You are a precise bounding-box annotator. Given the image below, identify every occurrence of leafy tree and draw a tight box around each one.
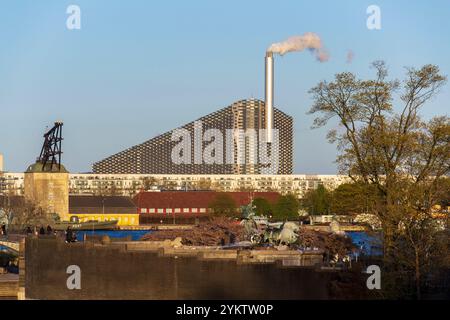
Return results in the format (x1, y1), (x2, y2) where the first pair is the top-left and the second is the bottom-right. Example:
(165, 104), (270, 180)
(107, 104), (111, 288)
(143, 177), (159, 191)
(434, 177), (450, 208)
(301, 184), (331, 215)
(208, 193), (237, 217)
(193, 179), (212, 191)
(162, 180), (178, 191)
(330, 182), (382, 215)
(308, 61), (450, 298)
(252, 197), (272, 216)
(273, 194), (299, 220)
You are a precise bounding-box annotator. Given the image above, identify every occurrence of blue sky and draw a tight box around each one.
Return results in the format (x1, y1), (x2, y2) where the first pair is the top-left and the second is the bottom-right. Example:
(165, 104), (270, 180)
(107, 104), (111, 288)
(0, 0), (449, 173)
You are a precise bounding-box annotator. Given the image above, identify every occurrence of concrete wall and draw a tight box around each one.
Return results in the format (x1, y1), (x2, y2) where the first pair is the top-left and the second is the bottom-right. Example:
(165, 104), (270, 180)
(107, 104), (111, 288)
(25, 238), (334, 300)
(24, 172), (69, 221)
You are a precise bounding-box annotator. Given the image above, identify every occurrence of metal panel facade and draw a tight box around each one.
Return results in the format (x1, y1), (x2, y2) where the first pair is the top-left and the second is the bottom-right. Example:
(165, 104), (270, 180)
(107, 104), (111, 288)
(92, 99), (293, 174)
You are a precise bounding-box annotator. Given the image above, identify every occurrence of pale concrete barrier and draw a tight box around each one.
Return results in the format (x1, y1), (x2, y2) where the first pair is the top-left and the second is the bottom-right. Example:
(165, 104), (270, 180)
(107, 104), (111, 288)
(237, 249), (322, 266)
(114, 241), (323, 266)
(198, 250), (238, 260)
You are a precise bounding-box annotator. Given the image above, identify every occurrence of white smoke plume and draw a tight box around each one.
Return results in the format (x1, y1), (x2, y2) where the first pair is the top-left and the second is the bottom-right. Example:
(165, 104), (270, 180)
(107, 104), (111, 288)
(267, 32), (329, 62)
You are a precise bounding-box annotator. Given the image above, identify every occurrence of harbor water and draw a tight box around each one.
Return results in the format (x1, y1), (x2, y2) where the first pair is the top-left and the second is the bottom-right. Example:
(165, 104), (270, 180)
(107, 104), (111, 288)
(75, 230), (151, 241)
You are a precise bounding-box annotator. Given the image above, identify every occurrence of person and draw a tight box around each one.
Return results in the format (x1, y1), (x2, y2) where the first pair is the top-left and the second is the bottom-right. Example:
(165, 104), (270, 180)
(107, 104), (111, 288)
(65, 227), (73, 243)
(71, 231), (78, 242)
(0, 224), (5, 236)
(46, 225), (53, 235)
(26, 226), (32, 236)
(229, 232), (236, 244)
(39, 226), (45, 235)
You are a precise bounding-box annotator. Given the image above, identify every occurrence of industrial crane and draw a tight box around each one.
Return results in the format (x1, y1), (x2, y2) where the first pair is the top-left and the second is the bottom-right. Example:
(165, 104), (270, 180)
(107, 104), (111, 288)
(37, 121), (64, 171)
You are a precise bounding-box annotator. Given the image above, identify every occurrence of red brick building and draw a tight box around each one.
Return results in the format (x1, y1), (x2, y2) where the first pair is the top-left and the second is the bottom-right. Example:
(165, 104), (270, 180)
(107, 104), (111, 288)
(133, 191), (280, 219)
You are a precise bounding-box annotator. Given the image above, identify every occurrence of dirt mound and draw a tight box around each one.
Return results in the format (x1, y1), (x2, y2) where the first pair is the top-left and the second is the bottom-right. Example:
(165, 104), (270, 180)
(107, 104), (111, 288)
(297, 227), (355, 256)
(141, 219), (354, 255)
(141, 217), (245, 246)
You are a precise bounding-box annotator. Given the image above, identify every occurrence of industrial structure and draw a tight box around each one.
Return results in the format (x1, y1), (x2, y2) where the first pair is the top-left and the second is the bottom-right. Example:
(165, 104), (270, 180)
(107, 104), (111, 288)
(23, 122), (69, 221)
(93, 52), (293, 175)
(93, 99), (293, 175)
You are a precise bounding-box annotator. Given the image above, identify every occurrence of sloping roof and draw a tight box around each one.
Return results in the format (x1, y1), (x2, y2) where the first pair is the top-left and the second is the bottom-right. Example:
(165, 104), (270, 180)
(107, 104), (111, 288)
(133, 191), (280, 209)
(25, 161), (69, 173)
(69, 195), (137, 214)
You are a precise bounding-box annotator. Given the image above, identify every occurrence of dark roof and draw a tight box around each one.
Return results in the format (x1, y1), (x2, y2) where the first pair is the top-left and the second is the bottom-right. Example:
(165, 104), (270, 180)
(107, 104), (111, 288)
(0, 195), (26, 207)
(133, 191), (280, 209)
(69, 195), (137, 214)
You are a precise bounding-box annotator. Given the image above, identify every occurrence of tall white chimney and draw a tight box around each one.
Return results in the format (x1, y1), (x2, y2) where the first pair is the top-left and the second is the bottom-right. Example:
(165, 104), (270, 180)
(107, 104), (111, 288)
(265, 52), (274, 143)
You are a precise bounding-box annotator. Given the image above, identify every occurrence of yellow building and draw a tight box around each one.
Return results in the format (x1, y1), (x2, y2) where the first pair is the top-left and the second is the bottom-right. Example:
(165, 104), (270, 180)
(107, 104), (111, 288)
(68, 195), (139, 226)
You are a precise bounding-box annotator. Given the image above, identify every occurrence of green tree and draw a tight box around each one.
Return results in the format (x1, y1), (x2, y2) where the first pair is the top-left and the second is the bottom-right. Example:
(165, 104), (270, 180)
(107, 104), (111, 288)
(143, 177), (159, 191)
(193, 179), (212, 191)
(208, 193), (237, 217)
(301, 184), (331, 215)
(330, 182), (381, 215)
(308, 61), (450, 298)
(273, 194), (299, 221)
(434, 177), (450, 208)
(252, 197), (272, 216)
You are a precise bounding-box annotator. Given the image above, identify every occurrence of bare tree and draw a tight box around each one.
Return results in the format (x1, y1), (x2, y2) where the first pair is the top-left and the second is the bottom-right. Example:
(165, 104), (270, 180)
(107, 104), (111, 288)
(0, 195), (57, 231)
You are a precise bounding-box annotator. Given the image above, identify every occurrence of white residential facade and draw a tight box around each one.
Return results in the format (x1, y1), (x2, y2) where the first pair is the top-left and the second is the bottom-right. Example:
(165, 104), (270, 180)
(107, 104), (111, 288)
(0, 172), (350, 198)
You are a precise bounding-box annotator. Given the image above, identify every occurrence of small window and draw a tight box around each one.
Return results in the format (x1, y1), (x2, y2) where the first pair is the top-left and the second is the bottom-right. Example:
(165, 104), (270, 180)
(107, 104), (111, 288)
(183, 208), (189, 213)
(166, 208), (173, 213)
(149, 208), (155, 213)
(157, 208), (164, 214)
(174, 208), (181, 213)
(192, 208), (198, 213)
(140, 208), (147, 214)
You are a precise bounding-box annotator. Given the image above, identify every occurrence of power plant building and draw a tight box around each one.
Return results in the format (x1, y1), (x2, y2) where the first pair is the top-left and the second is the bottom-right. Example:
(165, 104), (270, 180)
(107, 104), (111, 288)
(93, 99), (293, 175)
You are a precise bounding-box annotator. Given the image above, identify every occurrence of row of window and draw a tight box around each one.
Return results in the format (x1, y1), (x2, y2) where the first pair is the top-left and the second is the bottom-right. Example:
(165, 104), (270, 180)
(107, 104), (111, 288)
(140, 208), (207, 214)
(78, 216), (136, 224)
